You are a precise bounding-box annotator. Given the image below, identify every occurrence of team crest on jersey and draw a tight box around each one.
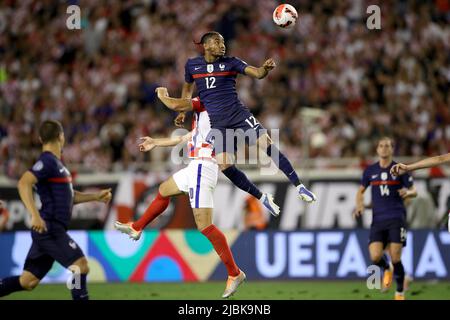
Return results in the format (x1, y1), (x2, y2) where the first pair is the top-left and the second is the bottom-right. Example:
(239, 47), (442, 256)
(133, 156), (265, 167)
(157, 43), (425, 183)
(207, 64), (214, 73)
(219, 63), (225, 71)
(381, 172), (388, 181)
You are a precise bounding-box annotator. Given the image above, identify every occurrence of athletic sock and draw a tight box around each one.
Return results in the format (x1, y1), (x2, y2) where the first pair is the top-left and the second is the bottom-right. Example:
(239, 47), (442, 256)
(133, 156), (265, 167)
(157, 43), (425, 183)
(266, 144), (301, 187)
(70, 274), (89, 300)
(393, 261), (405, 293)
(0, 276), (24, 297)
(222, 165), (262, 199)
(132, 192), (170, 231)
(201, 224), (240, 277)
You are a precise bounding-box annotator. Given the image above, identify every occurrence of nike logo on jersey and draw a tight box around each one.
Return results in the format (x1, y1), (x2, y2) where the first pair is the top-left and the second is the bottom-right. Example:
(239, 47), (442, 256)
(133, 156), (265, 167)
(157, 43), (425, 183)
(194, 67), (202, 70)
(69, 240), (77, 249)
(371, 174), (378, 179)
(59, 168), (66, 173)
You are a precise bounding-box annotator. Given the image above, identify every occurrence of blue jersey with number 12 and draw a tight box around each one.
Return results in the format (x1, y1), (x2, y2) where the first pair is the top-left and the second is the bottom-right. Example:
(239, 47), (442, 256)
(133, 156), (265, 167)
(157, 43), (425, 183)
(185, 55), (252, 128)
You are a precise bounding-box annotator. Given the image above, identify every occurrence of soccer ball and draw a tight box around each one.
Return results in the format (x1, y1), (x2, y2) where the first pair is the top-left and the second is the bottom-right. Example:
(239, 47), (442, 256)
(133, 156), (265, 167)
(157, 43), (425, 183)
(272, 4), (298, 29)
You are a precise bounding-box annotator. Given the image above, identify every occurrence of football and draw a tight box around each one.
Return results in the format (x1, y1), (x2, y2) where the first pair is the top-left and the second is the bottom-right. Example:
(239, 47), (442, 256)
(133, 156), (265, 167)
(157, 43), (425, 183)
(273, 4), (298, 29)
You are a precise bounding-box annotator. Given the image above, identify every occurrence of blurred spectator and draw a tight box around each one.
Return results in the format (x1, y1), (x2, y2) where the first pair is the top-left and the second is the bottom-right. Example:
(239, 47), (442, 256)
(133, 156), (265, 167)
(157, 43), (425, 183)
(0, 0), (449, 178)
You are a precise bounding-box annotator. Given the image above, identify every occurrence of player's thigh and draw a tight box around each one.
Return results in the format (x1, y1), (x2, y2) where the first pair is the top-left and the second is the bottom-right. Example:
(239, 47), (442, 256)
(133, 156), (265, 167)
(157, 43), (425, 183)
(368, 242), (385, 262)
(159, 176), (184, 197)
(388, 243), (403, 263)
(39, 226), (86, 272)
(23, 240), (55, 284)
(257, 133), (273, 150)
(187, 161), (218, 210)
(216, 152), (234, 170)
(192, 208), (213, 230)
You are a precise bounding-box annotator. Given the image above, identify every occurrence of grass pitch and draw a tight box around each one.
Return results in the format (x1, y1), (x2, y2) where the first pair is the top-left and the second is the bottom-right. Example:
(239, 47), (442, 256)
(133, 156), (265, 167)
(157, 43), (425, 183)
(2, 280), (450, 300)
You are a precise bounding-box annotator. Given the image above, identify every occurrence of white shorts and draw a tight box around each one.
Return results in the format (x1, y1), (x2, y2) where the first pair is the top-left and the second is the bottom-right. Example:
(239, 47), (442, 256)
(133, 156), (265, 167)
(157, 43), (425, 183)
(172, 159), (218, 209)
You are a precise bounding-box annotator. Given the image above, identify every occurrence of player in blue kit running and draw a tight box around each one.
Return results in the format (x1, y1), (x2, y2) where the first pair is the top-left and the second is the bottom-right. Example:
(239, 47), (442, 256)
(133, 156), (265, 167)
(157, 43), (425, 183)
(354, 137), (417, 300)
(0, 120), (112, 300)
(176, 31), (316, 206)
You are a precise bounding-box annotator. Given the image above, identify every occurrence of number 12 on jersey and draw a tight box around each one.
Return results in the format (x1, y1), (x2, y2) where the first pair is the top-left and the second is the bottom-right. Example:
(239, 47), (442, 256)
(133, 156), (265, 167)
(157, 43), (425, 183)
(205, 77), (216, 89)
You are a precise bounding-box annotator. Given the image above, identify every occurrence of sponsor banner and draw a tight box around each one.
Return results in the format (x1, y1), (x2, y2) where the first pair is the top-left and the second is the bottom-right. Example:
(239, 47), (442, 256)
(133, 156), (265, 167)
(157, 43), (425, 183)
(210, 230), (450, 280)
(1, 174), (449, 230)
(0, 230), (449, 283)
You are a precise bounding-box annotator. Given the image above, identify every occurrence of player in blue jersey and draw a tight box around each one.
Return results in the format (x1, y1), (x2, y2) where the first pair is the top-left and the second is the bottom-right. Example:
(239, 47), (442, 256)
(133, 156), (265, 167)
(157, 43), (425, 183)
(0, 120), (112, 300)
(354, 137), (417, 300)
(178, 31), (316, 207)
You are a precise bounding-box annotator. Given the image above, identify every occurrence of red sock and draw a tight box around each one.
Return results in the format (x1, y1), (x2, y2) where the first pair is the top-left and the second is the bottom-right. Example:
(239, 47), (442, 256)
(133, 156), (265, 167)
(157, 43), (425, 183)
(201, 224), (240, 277)
(132, 192), (170, 231)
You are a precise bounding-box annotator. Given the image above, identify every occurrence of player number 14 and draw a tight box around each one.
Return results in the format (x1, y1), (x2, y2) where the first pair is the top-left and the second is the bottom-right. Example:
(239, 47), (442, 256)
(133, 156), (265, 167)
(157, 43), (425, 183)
(205, 77), (216, 89)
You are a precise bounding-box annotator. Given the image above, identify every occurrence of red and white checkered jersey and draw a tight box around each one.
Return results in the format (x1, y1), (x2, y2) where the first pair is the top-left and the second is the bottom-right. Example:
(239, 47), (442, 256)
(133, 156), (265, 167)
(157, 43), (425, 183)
(188, 97), (215, 160)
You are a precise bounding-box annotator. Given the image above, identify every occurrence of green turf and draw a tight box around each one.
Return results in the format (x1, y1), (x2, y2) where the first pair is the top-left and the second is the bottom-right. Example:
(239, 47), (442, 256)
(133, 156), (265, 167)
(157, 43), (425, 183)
(2, 281), (450, 300)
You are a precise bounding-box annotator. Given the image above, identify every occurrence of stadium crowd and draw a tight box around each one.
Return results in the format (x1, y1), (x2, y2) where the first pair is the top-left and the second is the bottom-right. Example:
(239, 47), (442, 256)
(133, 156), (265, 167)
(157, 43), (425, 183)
(0, 0), (449, 178)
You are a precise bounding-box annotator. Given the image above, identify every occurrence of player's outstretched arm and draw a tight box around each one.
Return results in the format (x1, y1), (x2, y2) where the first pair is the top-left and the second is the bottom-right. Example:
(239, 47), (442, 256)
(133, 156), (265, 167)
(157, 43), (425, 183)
(156, 87), (193, 112)
(244, 58), (276, 79)
(74, 189), (112, 205)
(139, 132), (192, 152)
(392, 153), (450, 176)
(353, 185), (366, 219)
(17, 171), (47, 233)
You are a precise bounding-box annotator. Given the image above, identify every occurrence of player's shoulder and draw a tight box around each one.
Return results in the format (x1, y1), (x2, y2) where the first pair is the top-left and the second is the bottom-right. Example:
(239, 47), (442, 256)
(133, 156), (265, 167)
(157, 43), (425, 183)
(364, 162), (379, 171)
(222, 56), (245, 63)
(186, 56), (204, 65)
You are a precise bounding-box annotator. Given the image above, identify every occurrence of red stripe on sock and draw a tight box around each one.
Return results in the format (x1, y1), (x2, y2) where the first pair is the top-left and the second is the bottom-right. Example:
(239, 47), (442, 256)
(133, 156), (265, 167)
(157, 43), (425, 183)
(201, 224), (240, 277)
(132, 192), (170, 231)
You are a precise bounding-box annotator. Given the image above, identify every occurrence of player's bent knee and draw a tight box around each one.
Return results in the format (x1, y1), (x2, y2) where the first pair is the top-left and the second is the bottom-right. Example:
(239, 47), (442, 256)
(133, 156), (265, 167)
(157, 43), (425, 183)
(20, 275), (39, 291)
(71, 258), (90, 274)
(219, 163), (232, 171)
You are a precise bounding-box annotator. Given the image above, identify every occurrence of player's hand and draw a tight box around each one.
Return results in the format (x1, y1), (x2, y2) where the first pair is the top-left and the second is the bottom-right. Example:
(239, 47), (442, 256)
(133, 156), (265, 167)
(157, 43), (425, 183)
(174, 112), (186, 127)
(97, 188), (112, 204)
(155, 87), (169, 98)
(262, 58), (276, 71)
(391, 163), (408, 176)
(398, 188), (410, 199)
(31, 215), (47, 234)
(139, 136), (156, 152)
(352, 205), (364, 219)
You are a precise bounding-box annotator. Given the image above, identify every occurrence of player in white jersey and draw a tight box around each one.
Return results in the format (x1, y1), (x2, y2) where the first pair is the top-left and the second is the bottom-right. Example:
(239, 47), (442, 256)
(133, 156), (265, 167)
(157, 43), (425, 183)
(116, 88), (280, 297)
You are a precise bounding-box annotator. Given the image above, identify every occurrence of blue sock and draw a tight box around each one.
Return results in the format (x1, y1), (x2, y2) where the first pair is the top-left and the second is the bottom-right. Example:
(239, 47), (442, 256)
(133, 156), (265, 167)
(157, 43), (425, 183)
(0, 276), (24, 297)
(393, 261), (405, 292)
(222, 165), (263, 199)
(266, 144), (301, 187)
(374, 254), (389, 270)
(71, 274), (89, 300)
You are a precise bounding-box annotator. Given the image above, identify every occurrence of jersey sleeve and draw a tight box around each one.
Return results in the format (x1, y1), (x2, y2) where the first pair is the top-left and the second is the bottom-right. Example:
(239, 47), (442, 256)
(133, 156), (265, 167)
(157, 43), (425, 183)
(29, 157), (52, 181)
(400, 172), (414, 188)
(191, 97), (206, 112)
(231, 57), (248, 74)
(361, 168), (370, 188)
(184, 60), (194, 83)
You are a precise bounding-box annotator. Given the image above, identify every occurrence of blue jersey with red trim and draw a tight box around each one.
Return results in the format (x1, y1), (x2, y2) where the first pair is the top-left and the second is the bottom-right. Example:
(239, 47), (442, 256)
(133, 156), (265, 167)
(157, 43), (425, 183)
(29, 151), (74, 228)
(361, 161), (414, 222)
(185, 55), (250, 128)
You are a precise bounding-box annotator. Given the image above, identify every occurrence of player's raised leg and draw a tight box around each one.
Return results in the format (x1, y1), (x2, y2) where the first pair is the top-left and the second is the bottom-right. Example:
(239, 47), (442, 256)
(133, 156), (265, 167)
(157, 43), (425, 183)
(257, 134), (317, 203)
(389, 243), (406, 300)
(194, 207), (245, 298)
(114, 177), (182, 240)
(216, 151), (280, 217)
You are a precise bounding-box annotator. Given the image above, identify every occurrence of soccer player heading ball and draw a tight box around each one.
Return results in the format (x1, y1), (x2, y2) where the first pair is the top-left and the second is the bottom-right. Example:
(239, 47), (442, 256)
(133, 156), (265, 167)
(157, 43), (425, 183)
(178, 31), (317, 205)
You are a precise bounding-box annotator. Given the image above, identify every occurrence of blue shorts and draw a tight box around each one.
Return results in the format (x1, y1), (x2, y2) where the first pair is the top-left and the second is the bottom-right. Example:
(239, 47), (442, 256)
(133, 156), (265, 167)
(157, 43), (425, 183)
(369, 218), (407, 248)
(24, 220), (85, 279)
(208, 112), (267, 155)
